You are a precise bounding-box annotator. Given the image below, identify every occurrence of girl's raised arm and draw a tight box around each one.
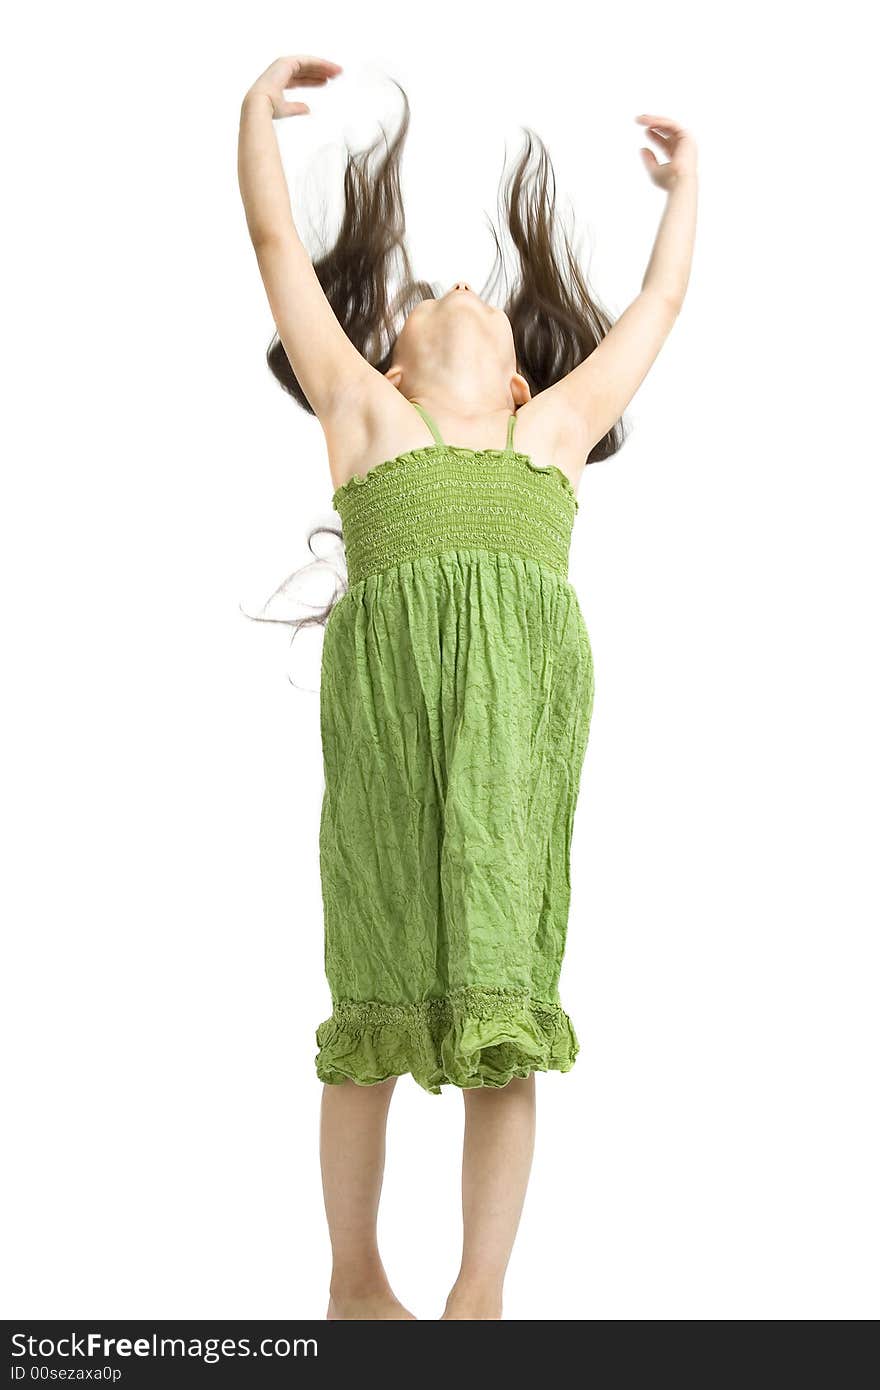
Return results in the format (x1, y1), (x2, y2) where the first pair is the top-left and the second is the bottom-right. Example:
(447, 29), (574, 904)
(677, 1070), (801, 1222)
(539, 115), (698, 456)
(238, 57), (375, 419)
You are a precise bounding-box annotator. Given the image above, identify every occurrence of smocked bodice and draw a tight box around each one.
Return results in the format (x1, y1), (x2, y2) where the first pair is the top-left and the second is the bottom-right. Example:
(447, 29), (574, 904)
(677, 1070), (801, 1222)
(332, 445), (578, 586)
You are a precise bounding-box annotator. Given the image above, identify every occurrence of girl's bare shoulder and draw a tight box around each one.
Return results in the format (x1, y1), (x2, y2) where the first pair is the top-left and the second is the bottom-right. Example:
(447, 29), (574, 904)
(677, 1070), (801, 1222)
(318, 373), (436, 495)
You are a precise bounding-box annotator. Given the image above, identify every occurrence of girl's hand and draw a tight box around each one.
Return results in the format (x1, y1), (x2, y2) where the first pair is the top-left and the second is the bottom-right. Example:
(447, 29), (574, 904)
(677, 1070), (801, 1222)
(635, 115), (697, 190)
(246, 55), (343, 118)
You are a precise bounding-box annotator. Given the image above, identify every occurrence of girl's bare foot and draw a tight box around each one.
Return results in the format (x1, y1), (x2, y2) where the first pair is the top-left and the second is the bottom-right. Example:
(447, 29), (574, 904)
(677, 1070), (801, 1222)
(441, 1281), (503, 1320)
(327, 1290), (416, 1320)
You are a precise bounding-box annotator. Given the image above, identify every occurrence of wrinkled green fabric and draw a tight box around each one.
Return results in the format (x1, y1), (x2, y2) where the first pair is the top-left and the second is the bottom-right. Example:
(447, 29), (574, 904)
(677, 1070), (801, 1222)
(317, 417), (594, 1094)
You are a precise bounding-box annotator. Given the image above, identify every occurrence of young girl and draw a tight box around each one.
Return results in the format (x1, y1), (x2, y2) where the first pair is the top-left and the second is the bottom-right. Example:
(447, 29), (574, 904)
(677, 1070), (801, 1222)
(238, 54), (697, 1321)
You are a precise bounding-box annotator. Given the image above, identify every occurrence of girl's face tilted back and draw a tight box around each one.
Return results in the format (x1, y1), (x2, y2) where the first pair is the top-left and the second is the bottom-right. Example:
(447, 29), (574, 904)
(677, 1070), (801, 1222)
(384, 282), (530, 408)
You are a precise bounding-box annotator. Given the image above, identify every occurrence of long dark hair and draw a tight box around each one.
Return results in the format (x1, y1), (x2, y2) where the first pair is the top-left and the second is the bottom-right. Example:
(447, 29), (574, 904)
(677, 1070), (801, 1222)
(247, 82), (627, 654)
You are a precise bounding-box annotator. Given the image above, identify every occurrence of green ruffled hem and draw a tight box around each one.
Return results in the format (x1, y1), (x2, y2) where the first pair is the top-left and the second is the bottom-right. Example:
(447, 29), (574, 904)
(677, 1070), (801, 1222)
(315, 987), (579, 1095)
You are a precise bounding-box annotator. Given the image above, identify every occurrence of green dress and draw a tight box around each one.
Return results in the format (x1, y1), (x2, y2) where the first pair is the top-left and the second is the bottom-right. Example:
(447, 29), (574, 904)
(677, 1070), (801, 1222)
(315, 399), (595, 1093)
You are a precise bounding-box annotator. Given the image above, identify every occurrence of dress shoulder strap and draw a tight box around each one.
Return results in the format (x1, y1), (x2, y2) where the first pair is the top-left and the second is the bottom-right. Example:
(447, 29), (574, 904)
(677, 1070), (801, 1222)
(505, 411), (518, 454)
(407, 399), (445, 446)
(409, 398), (517, 452)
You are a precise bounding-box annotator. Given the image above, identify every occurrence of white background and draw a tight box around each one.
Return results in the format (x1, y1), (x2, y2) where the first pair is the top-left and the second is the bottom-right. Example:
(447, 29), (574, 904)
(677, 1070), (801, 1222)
(3, 1), (878, 1321)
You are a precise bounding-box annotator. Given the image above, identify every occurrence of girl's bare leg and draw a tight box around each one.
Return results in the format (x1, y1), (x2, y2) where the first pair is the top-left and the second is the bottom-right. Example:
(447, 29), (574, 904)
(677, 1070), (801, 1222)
(442, 1073), (537, 1320)
(320, 1077), (416, 1320)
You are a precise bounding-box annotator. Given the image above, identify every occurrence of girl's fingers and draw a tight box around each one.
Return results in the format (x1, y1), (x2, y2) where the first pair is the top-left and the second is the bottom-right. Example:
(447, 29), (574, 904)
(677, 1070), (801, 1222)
(635, 114), (683, 135)
(644, 126), (673, 150)
(279, 100), (311, 117)
(289, 56), (343, 78)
